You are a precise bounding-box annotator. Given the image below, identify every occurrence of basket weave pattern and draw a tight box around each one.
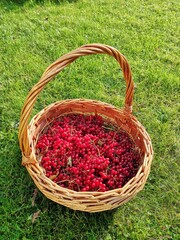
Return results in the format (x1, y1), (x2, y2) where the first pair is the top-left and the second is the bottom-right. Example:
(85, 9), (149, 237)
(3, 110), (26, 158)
(18, 44), (153, 212)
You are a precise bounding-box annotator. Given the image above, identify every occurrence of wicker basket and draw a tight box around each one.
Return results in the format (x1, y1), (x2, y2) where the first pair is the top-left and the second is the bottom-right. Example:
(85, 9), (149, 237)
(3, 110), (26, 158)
(18, 44), (153, 212)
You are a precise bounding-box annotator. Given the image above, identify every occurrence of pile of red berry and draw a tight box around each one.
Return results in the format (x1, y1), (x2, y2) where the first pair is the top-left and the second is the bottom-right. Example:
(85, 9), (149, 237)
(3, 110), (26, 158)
(36, 114), (141, 192)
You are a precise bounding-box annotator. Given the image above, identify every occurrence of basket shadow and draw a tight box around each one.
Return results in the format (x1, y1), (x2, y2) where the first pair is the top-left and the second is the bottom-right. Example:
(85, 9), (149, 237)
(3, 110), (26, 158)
(33, 189), (117, 239)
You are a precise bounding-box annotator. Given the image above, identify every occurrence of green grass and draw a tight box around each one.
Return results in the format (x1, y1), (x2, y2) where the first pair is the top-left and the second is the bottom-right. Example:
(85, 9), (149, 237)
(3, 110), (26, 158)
(0, 0), (179, 239)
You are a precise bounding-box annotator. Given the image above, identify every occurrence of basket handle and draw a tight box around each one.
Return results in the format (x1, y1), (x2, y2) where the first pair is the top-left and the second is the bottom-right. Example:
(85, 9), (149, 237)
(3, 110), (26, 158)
(18, 43), (134, 158)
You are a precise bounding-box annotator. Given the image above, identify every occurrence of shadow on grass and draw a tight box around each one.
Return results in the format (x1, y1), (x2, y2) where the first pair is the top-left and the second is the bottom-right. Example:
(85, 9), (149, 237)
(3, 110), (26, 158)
(35, 193), (117, 240)
(47, 201), (116, 239)
(1, 0), (78, 11)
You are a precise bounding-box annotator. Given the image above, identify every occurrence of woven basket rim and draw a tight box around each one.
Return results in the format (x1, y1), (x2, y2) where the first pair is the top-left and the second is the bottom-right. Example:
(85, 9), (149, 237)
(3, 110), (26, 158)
(26, 98), (153, 195)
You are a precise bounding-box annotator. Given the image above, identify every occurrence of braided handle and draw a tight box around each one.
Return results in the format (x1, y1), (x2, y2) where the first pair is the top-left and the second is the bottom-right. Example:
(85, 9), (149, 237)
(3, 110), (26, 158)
(18, 43), (134, 157)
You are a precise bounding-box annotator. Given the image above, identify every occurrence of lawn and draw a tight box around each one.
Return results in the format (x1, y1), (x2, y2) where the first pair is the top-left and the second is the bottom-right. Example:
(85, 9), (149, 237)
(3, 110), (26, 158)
(0, 0), (179, 239)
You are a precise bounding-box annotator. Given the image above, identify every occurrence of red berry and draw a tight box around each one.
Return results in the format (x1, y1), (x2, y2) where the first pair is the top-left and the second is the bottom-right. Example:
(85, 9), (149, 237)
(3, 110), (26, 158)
(36, 114), (141, 192)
